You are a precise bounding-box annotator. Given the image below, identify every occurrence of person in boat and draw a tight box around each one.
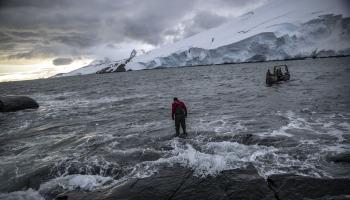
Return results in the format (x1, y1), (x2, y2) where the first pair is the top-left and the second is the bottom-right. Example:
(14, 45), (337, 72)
(172, 97), (188, 137)
(276, 67), (283, 80)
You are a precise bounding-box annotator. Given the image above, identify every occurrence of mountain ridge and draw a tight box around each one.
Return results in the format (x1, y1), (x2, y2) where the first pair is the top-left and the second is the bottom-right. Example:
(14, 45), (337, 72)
(56, 0), (350, 77)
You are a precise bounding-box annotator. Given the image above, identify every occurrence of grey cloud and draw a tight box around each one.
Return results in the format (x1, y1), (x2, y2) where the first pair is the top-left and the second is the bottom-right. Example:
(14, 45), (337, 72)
(52, 57), (73, 66)
(106, 44), (116, 49)
(9, 31), (39, 38)
(182, 11), (229, 38)
(0, 44), (16, 51)
(193, 11), (228, 30)
(0, 32), (12, 43)
(0, 0), (266, 60)
(7, 51), (38, 60)
(51, 33), (100, 48)
(120, 0), (196, 45)
(6, 44), (80, 60)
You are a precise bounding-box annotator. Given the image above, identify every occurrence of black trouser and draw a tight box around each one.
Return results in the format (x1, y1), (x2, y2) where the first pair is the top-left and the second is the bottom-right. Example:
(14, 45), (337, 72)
(175, 115), (186, 136)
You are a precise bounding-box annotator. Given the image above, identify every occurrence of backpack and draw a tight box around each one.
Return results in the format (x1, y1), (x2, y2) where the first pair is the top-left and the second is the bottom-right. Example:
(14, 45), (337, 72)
(175, 104), (185, 115)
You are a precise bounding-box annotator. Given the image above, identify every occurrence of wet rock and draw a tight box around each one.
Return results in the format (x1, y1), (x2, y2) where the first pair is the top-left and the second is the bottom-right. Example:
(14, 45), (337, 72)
(0, 96), (39, 112)
(328, 152), (350, 164)
(0, 165), (52, 192)
(230, 133), (298, 148)
(267, 174), (350, 200)
(56, 165), (274, 200)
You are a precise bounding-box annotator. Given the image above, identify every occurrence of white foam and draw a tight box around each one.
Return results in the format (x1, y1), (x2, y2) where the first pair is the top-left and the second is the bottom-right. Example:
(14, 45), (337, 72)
(152, 140), (277, 177)
(326, 129), (346, 142)
(323, 122), (335, 128)
(271, 111), (315, 137)
(191, 116), (249, 136)
(322, 144), (350, 154)
(0, 189), (44, 200)
(39, 174), (113, 192)
(128, 163), (159, 179)
(339, 122), (350, 131)
(129, 120), (167, 133)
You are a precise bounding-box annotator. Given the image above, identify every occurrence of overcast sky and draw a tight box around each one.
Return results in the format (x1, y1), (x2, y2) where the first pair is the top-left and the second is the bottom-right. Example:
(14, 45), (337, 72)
(0, 0), (267, 81)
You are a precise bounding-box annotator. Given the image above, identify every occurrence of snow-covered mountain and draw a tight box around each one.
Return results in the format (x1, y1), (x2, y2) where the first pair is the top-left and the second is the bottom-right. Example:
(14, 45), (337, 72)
(56, 0), (350, 77)
(54, 50), (141, 77)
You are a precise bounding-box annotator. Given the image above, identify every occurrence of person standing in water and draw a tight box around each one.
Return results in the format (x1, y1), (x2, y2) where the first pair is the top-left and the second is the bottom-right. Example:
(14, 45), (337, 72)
(172, 97), (187, 137)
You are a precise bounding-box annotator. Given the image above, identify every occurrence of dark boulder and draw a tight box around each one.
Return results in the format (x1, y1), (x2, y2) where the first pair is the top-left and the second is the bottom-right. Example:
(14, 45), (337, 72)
(0, 96), (39, 112)
(267, 174), (350, 200)
(55, 165), (274, 200)
(328, 152), (350, 164)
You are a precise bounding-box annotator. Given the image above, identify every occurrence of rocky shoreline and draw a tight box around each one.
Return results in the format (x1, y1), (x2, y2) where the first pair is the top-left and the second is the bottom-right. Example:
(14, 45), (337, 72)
(53, 164), (350, 200)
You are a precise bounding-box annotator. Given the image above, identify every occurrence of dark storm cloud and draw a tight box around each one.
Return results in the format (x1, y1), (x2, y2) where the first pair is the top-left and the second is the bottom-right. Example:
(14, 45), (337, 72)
(51, 33), (100, 48)
(8, 31), (39, 38)
(7, 51), (37, 60)
(52, 57), (73, 66)
(0, 0), (266, 60)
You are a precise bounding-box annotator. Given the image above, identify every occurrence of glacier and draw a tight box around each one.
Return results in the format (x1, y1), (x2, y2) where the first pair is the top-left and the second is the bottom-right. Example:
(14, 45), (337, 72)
(134, 14), (350, 69)
(56, 0), (350, 77)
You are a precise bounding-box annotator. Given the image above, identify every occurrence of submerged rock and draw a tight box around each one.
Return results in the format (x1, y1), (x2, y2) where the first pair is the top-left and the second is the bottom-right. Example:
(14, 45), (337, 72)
(328, 152), (350, 164)
(0, 96), (39, 112)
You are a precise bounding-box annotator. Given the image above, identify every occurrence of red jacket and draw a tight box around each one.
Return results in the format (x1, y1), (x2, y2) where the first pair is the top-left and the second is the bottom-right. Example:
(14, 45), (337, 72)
(172, 100), (187, 118)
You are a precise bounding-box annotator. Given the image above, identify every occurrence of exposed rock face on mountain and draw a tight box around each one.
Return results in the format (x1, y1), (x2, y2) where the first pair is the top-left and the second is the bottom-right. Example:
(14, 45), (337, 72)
(95, 50), (136, 74)
(0, 96), (39, 112)
(115, 64), (126, 72)
(96, 63), (126, 74)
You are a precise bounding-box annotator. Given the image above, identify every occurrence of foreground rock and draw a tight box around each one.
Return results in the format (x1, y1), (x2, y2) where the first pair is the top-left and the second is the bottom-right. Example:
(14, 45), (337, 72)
(55, 164), (350, 200)
(0, 96), (39, 112)
(268, 174), (350, 200)
(55, 165), (274, 200)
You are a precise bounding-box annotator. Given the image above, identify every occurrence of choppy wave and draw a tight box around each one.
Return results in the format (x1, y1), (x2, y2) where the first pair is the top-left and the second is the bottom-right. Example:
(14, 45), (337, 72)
(0, 57), (349, 199)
